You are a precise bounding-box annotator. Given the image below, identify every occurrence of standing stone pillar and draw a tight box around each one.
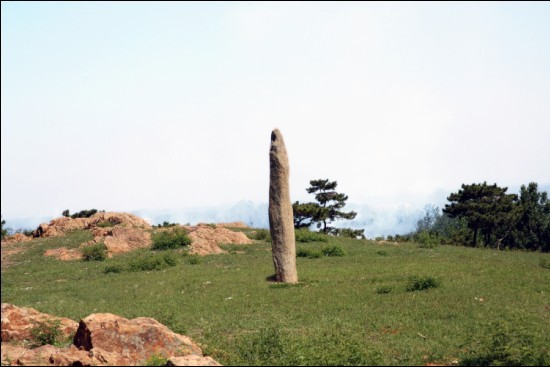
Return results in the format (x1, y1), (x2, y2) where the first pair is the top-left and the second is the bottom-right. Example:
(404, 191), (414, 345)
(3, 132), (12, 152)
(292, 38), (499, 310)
(269, 129), (298, 283)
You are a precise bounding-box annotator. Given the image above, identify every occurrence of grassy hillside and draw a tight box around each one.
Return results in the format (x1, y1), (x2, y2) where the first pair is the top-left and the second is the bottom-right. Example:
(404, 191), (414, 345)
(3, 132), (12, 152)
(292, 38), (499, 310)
(1, 229), (549, 366)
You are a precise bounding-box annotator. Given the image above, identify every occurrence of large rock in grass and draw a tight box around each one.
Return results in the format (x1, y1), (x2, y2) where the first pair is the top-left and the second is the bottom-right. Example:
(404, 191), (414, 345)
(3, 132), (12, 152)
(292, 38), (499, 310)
(167, 355), (223, 366)
(268, 129), (298, 283)
(0, 303), (78, 343)
(0, 343), (120, 366)
(73, 313), (203, 364)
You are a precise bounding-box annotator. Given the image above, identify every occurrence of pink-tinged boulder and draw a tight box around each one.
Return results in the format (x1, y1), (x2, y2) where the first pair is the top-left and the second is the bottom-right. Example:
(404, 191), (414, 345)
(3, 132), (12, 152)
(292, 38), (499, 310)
(102, 227), (152, 254)
(1, 343), (28, 365)
(167, 355), (223, 366)
(1, 303), (78, 343)
(1, 343), (129, 366)
(33, 217), (88, 238)
(73, 313), (203, 363)
(86, 212), (152, 230)
(1, 233), (33, 245)
(183, 224), (253, 255)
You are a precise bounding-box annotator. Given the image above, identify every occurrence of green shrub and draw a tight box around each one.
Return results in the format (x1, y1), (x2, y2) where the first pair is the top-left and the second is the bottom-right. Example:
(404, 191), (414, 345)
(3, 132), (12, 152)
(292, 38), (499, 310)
(296, 248), (322, 259)
(30, 320), (63, 347)
(405, 276), (441, 292)
(376, 286), (393, 294)
(460, 324), (549, 366)
(144, 353), (169, 366)
(295, 228), (328, 243)
(539, 258), (550, 269)
(415, 230), (439, 248)
(331, 228), (366, 239)
(96, 220), (114, 228)
(103, 265), (122, 274)
(322, 245), (346, 257)
(151, 227), (191, 250)
(188, 255), (201, 265)
(248, 229), (271, 242)
(82, 243), (107, 261)
(376, 250), (388, 256)
(129, 253), (177, 272)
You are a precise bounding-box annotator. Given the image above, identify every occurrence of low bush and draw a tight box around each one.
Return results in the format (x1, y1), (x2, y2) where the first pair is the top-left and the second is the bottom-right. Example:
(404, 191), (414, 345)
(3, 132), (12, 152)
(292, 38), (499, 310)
(30, 320), (63, 347)
(144, 354), (169, 366)
(82, 243), (107, 261)
(188, 255), (201, 265)
(295, 228), (328, 243)
(376, 286), (393, 294)
(415, 230), (439, 248)
(151, 227), (191, 250)
(405, 276), (440, 292)
(103, 265), (122, 274)
(296, 248), (322, 259)
(129, 253), (177, 272)
(539, 258), (550, 269)
(460, 324), (549, 366)
(248, 229), (271, 242)
(96, 220), (114, 228)
(321, 245), (346, 257)
(331, 228), (366, 239)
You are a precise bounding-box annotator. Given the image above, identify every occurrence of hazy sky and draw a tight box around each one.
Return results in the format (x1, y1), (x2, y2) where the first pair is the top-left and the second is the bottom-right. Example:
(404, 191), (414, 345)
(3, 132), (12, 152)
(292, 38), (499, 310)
(2, 2), (550, 220)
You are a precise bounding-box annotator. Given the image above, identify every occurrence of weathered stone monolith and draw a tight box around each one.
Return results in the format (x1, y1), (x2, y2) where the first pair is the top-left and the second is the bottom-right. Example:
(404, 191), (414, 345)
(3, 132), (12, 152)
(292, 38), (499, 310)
(269, 129), (298, 283)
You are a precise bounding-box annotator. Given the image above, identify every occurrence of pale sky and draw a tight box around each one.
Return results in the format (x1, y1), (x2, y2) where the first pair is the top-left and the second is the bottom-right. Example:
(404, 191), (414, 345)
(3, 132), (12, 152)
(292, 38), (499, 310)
(2, 2), (550, 222)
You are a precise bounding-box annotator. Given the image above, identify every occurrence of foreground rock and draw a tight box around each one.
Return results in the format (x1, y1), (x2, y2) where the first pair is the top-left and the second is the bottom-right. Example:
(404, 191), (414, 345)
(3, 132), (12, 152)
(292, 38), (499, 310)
(73, 313), (202, 362)
(1, 304), (221, 366)
(1, 343), (118, 366)
(167, 355), (222, 366)
(1, 303), (78, 343)
(268, 129), (298, 283)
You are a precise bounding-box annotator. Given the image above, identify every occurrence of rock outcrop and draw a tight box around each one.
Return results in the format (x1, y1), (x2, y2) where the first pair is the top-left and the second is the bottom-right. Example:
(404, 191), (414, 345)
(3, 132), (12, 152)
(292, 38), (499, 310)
(33, 212), (151, 239)
(268, 129), (298, 283)
(73, 313), (202, 362)
(1, 304), (221, 366)
(183, 224), (253, 255)
(1, 233), (33, 245)
(1, 303), (78, 343)
(167, 355), (222, 366)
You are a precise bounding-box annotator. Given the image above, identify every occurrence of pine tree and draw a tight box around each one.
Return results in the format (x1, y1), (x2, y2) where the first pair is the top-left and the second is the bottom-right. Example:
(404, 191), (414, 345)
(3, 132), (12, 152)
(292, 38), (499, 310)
(511, 182), (550, 251)
(443, 182), (517, 248)
(294, 179), (357, 234)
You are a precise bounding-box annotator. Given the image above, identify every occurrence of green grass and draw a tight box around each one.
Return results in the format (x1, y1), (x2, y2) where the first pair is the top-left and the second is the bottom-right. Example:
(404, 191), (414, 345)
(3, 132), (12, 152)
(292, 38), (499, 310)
(1, 230), (549, 366)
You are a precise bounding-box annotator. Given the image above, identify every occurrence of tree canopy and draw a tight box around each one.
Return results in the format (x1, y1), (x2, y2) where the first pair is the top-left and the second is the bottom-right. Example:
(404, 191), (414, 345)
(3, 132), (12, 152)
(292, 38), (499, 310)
(443, 182), (517, 247)
(293, 179), (359, 235)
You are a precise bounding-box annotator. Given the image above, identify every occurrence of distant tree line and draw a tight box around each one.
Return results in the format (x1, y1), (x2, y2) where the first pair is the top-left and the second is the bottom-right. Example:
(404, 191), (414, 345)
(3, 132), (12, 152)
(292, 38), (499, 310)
(62, 209), (105, 219)
(412, 182), (549, 252)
